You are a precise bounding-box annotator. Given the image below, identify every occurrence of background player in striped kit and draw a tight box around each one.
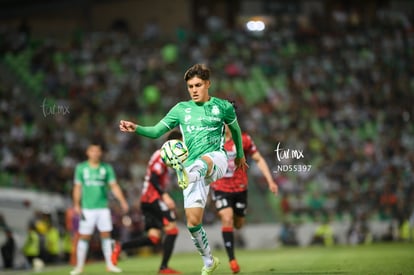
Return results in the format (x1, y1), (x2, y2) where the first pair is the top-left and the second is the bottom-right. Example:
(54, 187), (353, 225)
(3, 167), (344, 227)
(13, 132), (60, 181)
(211, 124), (278, 273)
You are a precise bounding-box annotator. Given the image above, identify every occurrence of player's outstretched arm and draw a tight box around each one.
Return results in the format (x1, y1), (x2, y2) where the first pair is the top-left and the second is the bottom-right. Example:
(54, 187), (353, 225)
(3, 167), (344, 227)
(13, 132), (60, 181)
(120, 120), (170, 139)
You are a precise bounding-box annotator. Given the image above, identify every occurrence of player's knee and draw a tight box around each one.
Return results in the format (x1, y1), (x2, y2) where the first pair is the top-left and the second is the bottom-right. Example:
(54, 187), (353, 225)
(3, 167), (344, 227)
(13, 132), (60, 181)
(221, 216), (234, 227)
(148, 229), (162, 244)
(186, 211), (203, 226)
(187, 219), (201, 227)
(100, 232), (111, 239)
(164, 222), (179, 234)
(219, 209), (234, 226)
(78, 234), (91, 241)
(201, 156), (213, 175)
(148, 234), (161, 245)
(165, 227), (179, 235)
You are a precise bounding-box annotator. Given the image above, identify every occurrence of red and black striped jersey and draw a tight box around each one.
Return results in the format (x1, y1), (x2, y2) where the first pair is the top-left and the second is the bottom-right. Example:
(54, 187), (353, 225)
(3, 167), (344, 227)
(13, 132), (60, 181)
(140, 149), (170, 203)
(211, 132), (257, 193)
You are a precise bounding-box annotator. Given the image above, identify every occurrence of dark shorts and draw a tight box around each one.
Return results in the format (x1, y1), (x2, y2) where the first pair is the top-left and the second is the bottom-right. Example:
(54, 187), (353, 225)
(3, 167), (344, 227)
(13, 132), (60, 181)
(141, 200), (176, 231)
(211, 190), (248, 217)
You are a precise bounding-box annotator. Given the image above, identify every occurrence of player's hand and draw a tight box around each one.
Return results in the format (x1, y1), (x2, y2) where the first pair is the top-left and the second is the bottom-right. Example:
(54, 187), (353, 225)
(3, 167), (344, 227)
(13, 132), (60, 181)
(235, 156), (248, 172)
(162, 193), (176, 210)
(119, 120), (137, 132)
(74, 204), (81, 215)
(269, 181), (278, 195)
(120, 201), (129, 214)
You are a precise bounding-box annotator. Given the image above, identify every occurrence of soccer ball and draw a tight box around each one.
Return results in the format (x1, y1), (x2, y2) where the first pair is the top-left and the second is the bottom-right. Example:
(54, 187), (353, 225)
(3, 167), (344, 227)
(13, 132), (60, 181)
(160, 139), (188, 166)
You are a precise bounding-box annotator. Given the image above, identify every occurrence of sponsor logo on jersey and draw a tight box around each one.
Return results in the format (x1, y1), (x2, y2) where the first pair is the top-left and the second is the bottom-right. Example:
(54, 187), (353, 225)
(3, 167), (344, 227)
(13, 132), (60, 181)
(84, 180), (105, 186)
(212, 105), (220, 115)
(186, 125), (218, 133)
(83, 169), (90, 179)
(204, 104), (221, 117)
(82, 167), (107, 184)
(99, 167), (106, 176)
(185, 114), (191, 123)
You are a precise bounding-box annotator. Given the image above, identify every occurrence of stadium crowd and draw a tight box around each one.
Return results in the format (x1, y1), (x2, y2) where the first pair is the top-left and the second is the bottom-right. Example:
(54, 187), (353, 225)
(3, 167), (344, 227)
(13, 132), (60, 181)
(1, 3), (413, 250)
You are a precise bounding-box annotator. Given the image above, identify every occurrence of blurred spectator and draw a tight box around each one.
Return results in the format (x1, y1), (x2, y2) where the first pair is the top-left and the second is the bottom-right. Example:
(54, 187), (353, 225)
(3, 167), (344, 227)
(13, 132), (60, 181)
(61, 230), (72, 264)
(279, 193), (291, 215)
(279, 221), (298, 246)
(398, 213), (413, 242)
(1, 228), (16, 269)
(307, 191), (325, 218)
(142, 18), (160, 42)
(23, 223), (40, 268)
(381, 223), (396, 242)
(379, 183), (398, 215)
(44, 220), (61, 264)
(311, 217), (335, 246)
(0, 213), (7, 230)
(347, 215), (373, 245)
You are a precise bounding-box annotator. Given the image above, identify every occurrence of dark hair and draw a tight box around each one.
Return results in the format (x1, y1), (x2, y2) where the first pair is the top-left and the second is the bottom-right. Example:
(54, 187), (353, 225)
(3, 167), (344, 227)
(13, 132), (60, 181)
(166, 130), (182, 141)
(184, 64), (210, 81)
(89, 138), (106, 151)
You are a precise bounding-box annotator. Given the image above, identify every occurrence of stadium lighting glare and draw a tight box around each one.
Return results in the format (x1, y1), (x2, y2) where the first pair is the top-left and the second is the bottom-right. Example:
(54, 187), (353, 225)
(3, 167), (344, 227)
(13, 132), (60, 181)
(246, 20), (265, 32)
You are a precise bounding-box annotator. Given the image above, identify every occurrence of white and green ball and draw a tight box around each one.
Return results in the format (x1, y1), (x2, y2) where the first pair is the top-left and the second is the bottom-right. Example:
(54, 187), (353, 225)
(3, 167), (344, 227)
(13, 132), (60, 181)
(160, 139), (188, 166)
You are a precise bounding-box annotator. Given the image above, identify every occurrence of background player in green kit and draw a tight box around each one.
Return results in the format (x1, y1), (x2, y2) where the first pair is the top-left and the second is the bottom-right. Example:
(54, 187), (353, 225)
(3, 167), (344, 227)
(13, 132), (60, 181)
(70, 142), (129, 275)
(119, 63), (247, 275)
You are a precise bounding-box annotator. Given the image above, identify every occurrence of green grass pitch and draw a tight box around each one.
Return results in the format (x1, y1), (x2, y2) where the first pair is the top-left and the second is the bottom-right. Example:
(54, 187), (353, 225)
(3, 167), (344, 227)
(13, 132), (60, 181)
(6, 242), (414, 275)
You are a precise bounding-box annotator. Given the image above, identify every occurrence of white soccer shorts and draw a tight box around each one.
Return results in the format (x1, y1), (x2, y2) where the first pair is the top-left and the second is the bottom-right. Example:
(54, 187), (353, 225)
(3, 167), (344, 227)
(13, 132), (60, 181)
(78, 208), (113, 235)
(183, 151), (228, 209)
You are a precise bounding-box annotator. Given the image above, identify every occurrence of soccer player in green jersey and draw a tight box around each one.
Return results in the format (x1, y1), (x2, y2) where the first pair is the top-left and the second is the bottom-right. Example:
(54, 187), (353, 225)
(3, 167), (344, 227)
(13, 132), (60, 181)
(70, 142), (129, 275)
(119, 63), (247, 275)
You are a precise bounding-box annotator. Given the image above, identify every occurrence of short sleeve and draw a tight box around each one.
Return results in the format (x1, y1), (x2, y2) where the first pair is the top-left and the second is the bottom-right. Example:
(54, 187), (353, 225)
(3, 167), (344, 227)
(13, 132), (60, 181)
(161, 103), (180, 130)
(223, 100), (237, 125)
(106, 164), (117, 184)
(244, 133), (258, 156)
(74, 164), (82, 185)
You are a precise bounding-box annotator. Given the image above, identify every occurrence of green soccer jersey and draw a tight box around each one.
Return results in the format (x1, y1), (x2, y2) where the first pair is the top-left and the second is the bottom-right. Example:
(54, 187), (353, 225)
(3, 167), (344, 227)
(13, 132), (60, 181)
(74, 161), (116, 209)
(161, 97), (238, 165)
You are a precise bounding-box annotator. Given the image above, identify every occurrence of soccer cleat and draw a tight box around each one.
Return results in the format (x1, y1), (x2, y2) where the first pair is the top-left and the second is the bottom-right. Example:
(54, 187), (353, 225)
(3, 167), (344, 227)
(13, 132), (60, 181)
(201, 256), (220, 275)
(170, 156), (189, 189)
(229, 259), (240, 274)
(70, 268), (83, 275)
(111, 241), (122, 265)
(106, 265), (122, 273)
(158, 267), (182, 274)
